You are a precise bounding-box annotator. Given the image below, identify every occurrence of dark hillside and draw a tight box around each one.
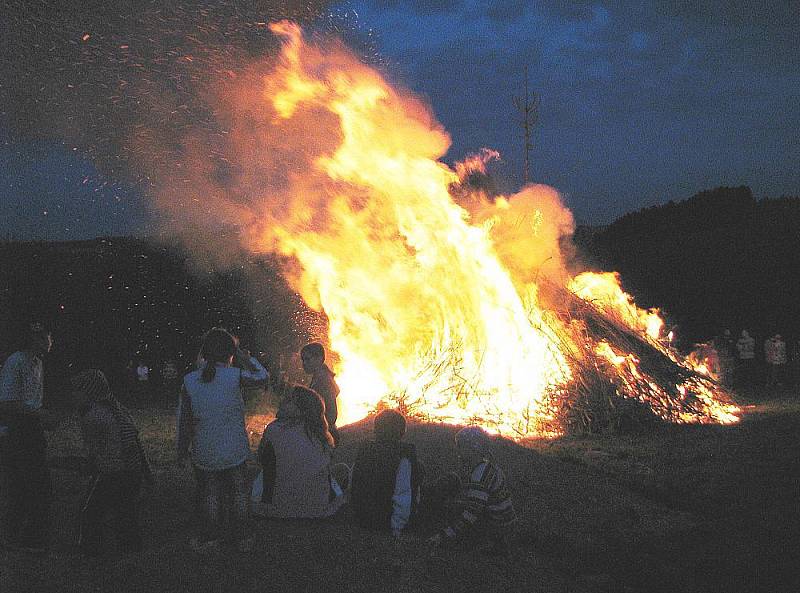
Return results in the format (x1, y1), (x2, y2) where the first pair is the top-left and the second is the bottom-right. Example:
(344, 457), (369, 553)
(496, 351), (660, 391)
(589, 186), (800, 344)
(0, 237), (313, 399)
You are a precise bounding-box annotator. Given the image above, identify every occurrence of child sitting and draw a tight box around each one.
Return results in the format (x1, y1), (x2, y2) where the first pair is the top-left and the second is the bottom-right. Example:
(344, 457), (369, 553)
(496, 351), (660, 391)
(351, 409), (421, 536)
(71, 369), (152, 557)
(256, 385), (345, 518)
(427, 426), (516, 555)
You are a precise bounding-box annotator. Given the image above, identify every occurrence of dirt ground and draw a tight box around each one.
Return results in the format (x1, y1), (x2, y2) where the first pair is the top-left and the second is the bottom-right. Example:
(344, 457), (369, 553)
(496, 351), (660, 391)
(1, 388), (798, 593)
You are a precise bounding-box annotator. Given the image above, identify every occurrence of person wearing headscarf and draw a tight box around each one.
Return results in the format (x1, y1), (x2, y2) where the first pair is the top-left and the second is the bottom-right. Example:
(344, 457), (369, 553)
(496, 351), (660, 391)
(427, 426), (516, 554)
(71, 369), (151, 557)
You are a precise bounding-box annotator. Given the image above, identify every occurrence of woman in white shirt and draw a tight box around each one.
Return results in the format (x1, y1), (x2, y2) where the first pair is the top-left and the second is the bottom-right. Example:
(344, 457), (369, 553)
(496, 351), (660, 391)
(176, 327), (267, 552)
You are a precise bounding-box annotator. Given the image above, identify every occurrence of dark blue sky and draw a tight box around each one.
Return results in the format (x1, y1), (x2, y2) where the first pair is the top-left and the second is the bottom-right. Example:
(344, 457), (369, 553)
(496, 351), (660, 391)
(335, 0), (799, 222)
(1, 0), (798, 238)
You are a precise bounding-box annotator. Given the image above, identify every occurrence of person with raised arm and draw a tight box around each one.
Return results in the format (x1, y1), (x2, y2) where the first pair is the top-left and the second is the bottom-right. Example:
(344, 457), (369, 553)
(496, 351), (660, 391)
(176, 328), (268, 553)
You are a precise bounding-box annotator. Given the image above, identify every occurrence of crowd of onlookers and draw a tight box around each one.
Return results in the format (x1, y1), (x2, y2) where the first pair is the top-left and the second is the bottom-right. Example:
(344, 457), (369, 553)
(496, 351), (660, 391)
(0, 323), (516, 559)
(695, 329), (800, 391)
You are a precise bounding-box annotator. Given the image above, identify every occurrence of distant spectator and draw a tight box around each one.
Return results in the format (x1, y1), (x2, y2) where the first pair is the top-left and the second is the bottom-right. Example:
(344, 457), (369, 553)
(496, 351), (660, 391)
(764, 334), (787, 389)
(134, 360), (150, 402)
(176, 328), (268, 553)
(735, 330), (756, 385)
(136, 360), (150, 383)
(255, 385), (346, 519)
(161, 358), (180, 399)
(427, 426), (516, 556)
(301, 342), (341, 445)
(792, 339), (800, 387)
(714, 329), (735, 386)
(0, 322), (53, 551)
(71, 369), (152, 557)
(351, 410), (421, 536)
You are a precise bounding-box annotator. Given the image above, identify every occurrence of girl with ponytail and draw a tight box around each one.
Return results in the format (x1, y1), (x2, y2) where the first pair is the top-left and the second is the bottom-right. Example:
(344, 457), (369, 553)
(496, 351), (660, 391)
(176, 328), (268, 553)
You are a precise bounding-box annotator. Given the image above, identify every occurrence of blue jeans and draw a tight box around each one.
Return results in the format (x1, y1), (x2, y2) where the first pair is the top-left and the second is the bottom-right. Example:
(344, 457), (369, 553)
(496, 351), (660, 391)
(194, 462), (250, 543)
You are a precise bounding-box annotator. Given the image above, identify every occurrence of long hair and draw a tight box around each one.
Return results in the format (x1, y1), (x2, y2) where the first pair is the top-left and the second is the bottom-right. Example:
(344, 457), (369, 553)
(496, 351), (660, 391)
(199, 327), (237, 383)
(290, 385), (335, 448)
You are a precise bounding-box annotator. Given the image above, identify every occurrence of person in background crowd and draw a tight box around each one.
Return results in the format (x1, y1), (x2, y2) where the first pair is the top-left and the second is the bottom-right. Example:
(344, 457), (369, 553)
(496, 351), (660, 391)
(427, 426), (516, 556)
(351, 409), (421, 536)
(301, 342), (341, 445)
(792, 338), (800, 387)
(161, 358), (179, 399)
(255, 385), (346, 519)
(764, 334), (787, 390)
(735, 329), (756, 386)
(0, 322), (54, 551)
(714, 329), (735, 386)
(134, 360), (150, 403)
(71, 369), (152, 557)
(176, 328), (268, 553)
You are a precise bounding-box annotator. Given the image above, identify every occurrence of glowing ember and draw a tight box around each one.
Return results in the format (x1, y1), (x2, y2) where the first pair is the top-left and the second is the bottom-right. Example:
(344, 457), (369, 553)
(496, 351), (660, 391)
(158, 22), (738, 436)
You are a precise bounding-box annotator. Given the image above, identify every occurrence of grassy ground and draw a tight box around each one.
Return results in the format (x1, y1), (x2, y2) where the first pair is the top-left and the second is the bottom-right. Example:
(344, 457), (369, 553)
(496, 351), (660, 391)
(1, 386), (799, 593)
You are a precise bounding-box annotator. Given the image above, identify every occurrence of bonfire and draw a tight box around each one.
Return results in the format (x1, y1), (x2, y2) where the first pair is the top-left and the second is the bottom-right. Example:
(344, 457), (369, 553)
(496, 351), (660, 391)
(157, 22), (739, 438)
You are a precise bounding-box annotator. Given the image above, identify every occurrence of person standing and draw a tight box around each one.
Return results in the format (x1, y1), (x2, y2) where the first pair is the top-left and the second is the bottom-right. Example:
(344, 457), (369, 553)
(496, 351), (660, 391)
(764, 334), (787, 390)
(135, 360), (150, 403)
(0, 322), (53, 551)
(300, 343), (341, 445)
(71, 369), (152, 557)
(176, 328), (268, 553)
(735, 329), (756, 386)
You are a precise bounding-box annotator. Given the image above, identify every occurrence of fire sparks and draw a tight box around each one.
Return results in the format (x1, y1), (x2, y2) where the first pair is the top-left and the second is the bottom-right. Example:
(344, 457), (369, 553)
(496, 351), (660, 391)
(157, 22), (738, 437)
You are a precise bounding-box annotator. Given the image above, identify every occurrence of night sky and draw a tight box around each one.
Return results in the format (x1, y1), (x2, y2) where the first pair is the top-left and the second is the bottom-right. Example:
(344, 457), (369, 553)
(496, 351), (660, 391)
(1, 0), (798, 239)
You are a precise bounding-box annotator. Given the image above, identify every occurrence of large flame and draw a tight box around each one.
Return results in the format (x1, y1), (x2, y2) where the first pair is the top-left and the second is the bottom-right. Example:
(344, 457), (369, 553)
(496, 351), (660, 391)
(153, 22), (738, 436)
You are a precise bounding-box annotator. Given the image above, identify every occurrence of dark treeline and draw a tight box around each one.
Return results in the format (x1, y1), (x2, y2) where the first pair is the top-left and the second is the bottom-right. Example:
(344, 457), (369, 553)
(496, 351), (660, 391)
(3, 185), (799, 398)
(585, 186), (800, 347)
(0, 236), (319, 401)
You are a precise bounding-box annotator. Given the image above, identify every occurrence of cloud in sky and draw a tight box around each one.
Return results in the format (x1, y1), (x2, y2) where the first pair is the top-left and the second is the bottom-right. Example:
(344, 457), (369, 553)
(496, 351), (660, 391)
(337, 0), (800, 222)
(1, 0), (797, 239)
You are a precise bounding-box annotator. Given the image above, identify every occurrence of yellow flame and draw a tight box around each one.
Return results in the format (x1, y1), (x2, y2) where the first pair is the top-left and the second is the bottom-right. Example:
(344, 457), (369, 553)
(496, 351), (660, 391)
(156, 22), (738, 436)
(569, 272), (664, 340)
(252, 22), (571, 435)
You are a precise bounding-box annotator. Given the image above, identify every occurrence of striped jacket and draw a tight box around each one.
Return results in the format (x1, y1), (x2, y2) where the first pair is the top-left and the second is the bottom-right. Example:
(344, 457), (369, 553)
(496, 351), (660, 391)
(441, 458), (516, 542)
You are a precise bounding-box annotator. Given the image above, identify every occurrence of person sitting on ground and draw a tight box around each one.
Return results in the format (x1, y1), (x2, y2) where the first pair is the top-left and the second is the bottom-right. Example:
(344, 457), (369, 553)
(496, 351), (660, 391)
(427, 426), (516, 555)
(176, 327), (268, 553)
(71, 369), (152, 557)
(300, 342), (341, 445)
(255, 385), (346, 519)
(351, 409), (421, 536)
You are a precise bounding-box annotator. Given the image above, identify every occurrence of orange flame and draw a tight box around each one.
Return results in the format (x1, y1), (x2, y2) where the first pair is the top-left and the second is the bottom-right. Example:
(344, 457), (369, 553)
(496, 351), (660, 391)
(153, 22), (738, 436)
